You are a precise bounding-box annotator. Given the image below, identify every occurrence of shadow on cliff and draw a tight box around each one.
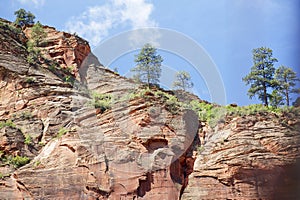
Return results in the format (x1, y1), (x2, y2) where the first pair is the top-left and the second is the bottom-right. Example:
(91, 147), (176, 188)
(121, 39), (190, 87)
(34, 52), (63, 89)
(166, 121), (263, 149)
(272, 158), (300, 200)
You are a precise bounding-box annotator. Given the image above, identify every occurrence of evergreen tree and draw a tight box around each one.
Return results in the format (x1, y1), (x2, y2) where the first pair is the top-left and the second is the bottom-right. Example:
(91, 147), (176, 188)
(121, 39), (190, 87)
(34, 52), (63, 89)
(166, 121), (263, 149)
(131, 43), (163, 86)
(173, 71), (194, 90)
(14, 9), (35, 27)
(242, 47), (278, 106)
(274, 66), (300, 106)
(269, 90), (283, 108)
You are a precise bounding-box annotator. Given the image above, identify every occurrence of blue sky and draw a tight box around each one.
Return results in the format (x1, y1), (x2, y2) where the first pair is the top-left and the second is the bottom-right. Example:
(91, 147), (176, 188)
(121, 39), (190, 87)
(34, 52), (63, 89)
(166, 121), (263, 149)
(1, 0), (299, 105)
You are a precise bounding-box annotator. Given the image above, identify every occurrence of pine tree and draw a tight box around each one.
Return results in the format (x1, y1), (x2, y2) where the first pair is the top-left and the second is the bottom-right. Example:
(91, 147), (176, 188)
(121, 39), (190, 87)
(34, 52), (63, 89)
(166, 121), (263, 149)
(274, 66), (300, 106)
(242, 47), (278, 106)
(269, 90), (283, 108)
(173, 71), (194, 90)
(131, 43), (163, 86)
(14, 9), (35, 27)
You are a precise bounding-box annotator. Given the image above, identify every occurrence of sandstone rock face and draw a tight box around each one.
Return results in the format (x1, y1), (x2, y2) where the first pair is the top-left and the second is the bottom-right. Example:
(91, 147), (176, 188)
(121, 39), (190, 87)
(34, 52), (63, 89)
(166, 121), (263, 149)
(0, 20), (199, 199)
(182, 114), (300, 200)
(1, 19), (300, 199)
(24, 25), (91, 74)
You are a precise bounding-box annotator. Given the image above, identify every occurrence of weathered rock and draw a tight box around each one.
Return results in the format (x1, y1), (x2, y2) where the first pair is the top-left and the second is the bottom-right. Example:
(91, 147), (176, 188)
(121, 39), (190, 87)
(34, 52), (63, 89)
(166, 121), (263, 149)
(24, 24), (91, 76)
(182, 114), (300, 200)
(0, 19), (200, 199)
(1, 18), (300, 200)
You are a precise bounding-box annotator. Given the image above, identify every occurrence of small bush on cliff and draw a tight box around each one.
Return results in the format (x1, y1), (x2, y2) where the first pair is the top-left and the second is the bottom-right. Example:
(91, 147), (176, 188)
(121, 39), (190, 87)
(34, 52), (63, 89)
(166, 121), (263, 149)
(165, 94), (181, 114)
(0, 20), (21, 35)
(24, 134), (32, 145)
(57, 127), (69, 138)
(26, 40), (41, 64)
(189, 100), (214, 121)
(10, 155), (30, 168)
(31, 21), (47, 46)
(89, 92), (112, 113)
(0, 120), (16, 129)
(127, 88), (182, 114)
(1, 155), (30, 168)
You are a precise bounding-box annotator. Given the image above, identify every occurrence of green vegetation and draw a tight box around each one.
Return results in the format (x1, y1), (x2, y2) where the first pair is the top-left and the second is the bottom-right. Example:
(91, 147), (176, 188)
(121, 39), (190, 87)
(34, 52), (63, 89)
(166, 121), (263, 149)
(14, 8), (35, 27)
(34, 160), (41, 168)
(188, 100), (298, 128)
(0, 172), (10, 179)
(197, 146), (205, 153)
(24, 134), (32, 145)
(30, 21), (47, 46)
(49, 63), (57, 71)
(0, 173), (11, 179)
(25, 77), (35, 84)
(68, 65), (76, 73)
(63, 75), (75, 85)
(0, 20), (21, 35)
(1, 155), (30, 168)
(20, 111), (33, 119)
(131, 43), (163, 86)
(127, 88), (183, 114)
(0, 120), (16, 129)
(38, 141), (45, 146)
(26, 40), (41, 64)
(124, 86), (296, 122)
(274, 66), (300, 106)
(243, 47), (278, 106)
(243, 47), (299, 107)
(89, 92), (113, 113)
(25, 20), (47, 65)
(270, 90), (283, 108)
(189, 101), (225, 127)
(10, 155), (30, 168)
(57, 127), (70, 138)
(173, 71), (194, 90)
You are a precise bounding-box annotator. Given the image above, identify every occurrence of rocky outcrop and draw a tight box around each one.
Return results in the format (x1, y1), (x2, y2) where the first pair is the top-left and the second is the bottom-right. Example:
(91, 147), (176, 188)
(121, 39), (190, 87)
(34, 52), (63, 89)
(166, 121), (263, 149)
(24, 24), (91, 75)
(0, 19), (199, 199)
(0, 19), (299, 199)
(182, 114), (300, 199)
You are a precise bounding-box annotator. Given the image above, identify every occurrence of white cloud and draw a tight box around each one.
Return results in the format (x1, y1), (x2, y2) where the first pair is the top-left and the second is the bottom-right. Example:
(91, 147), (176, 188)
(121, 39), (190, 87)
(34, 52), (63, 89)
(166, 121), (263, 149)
(18, 0), (45, 7)
(65, 0), (157, 46)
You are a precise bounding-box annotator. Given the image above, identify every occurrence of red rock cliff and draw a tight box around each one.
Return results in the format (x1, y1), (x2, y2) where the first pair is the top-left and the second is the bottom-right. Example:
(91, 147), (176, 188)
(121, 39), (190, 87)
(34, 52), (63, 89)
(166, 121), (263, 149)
(0, 18), (299, 199)
(24, 24), (91, 74)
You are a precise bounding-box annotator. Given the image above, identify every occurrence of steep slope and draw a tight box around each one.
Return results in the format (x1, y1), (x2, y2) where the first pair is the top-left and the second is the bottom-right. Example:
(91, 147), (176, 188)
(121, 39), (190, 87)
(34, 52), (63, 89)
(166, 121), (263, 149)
(0, 19), (199, 199)
(0, 19), (299, 199)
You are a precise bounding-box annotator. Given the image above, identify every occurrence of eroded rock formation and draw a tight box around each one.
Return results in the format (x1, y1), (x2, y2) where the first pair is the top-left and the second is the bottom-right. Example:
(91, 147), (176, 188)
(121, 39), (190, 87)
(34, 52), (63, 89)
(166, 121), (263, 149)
(182, 114), (300, 199)
(0, 18), (299, 199)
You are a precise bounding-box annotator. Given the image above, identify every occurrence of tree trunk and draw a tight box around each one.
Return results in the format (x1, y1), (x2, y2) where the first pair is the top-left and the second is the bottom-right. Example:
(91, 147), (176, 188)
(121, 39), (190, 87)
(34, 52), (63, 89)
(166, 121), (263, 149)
(286, 89), (289, 106)
(263, 83), (268, 106)
(285, 77), (289, 106)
